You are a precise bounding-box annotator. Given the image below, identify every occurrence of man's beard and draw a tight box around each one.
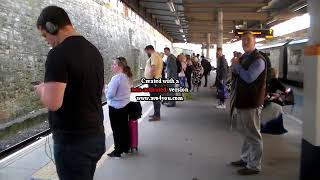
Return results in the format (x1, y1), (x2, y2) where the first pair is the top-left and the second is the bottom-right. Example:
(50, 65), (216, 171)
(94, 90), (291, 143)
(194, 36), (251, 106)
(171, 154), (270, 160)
(147, 53), (151, 58)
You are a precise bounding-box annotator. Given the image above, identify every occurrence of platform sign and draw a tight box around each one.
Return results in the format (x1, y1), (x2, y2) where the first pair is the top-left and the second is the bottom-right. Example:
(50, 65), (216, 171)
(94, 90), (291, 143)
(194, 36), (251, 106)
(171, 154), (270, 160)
(234, 29), (273, 39)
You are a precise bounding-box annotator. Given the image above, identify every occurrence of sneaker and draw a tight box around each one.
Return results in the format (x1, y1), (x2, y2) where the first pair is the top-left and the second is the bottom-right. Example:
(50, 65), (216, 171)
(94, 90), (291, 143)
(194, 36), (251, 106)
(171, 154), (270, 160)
(230, 159), (247, 167)
(237, 167), (260, 175)
(107, 150), (121, 158)
(123, 149), (130, 154)
(165, 103), (176, 107)
(216, 104), (226, 109)
(161, 101), (168, 105)
(149, 116), (161, 121)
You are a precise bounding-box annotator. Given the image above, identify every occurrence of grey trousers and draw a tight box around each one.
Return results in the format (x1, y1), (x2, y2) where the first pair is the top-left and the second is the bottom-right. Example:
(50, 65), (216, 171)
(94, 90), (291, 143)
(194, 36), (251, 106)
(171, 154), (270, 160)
(166, 82), (176, 106)
(149, 83), (161, 117)
(236, 107), (263, 171)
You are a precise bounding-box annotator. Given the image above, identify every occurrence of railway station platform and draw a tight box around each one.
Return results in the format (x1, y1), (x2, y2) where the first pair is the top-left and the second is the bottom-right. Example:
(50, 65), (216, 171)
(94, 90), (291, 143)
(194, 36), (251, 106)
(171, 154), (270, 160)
(0, 77), (302, 180)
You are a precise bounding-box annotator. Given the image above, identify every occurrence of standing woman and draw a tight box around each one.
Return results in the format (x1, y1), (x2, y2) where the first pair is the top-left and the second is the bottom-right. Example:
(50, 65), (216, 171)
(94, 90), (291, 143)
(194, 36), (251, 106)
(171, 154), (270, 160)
(191, 57), (203, 92)
(178, 54), (187, 88)
(185, 55), (193, 91)
(106, 57), (132, 157)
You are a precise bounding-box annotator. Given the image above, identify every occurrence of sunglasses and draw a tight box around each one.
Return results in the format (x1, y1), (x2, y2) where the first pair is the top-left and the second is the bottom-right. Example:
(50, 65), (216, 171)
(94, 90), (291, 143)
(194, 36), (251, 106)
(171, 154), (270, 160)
(112, 57), (127, 65)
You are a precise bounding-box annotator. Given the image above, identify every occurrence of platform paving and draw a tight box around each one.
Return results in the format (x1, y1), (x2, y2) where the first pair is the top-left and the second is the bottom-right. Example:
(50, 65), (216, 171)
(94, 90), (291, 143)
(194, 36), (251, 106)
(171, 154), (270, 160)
(0, 80), (302, 180)
(94, 86), (301, 180)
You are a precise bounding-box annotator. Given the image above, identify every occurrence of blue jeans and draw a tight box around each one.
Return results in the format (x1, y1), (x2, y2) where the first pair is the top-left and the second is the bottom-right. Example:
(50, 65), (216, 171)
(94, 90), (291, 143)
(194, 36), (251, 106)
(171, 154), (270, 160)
(53, 134), (106, 180)
(217, 81), (226, 103)
(166, 82), (176, 106)
(179, 77), (186, 88)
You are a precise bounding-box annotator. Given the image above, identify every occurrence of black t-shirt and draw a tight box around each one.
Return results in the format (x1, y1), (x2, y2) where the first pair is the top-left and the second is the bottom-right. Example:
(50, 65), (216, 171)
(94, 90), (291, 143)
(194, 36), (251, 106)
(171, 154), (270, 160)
(45, 36), (104, 139)
(176, 60), (181, 75)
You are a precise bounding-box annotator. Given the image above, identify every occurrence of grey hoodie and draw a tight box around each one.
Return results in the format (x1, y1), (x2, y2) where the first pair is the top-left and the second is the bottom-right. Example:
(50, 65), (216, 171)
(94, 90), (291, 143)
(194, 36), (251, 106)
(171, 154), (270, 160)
(216, 55), (228, 81)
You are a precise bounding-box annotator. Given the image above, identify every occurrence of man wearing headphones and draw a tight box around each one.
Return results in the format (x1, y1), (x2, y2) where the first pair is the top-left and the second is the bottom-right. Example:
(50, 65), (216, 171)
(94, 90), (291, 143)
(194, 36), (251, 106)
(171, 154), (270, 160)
(34, 6), (105, 180)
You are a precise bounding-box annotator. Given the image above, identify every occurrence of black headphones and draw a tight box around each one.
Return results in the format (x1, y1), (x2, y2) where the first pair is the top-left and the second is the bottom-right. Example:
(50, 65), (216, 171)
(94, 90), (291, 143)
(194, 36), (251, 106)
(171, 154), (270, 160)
(45, 21), (58, 35)
(38, 13), (58, 35)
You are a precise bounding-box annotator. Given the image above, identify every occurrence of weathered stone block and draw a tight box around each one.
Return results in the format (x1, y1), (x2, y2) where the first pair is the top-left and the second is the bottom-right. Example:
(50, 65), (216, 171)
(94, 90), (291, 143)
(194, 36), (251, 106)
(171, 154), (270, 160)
(0, 0), (172, 123)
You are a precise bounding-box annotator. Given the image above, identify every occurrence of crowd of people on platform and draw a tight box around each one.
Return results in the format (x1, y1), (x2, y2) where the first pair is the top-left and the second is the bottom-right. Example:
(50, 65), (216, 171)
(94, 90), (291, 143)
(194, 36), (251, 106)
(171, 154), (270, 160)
(32, 5), (294, 179)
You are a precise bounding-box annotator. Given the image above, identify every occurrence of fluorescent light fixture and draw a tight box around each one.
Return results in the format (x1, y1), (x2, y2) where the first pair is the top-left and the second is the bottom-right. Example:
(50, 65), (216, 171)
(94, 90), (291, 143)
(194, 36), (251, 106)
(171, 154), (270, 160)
(235, 25), (244, 29)
(166, 0), (176, 13)
(175, 19), (180, 25)
(257, 42), (287, 50)
(272, 13), (310, 37)
(182, 35), (185, 38)
(293, 4), (307, 12)
(289, 38), (308, 45)
(256, 38), (265, 42)
(266, 19), (276, 25)
(184, 38), (187, 41)
(179, 29), (183, 33)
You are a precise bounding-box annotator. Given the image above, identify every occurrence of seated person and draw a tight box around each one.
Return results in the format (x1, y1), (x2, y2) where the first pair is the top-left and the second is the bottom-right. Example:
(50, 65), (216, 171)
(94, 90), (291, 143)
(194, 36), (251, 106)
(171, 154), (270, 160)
(260, 102), (288, 135)
(261, 68), (290, 135)
(265, 68), (292, 106)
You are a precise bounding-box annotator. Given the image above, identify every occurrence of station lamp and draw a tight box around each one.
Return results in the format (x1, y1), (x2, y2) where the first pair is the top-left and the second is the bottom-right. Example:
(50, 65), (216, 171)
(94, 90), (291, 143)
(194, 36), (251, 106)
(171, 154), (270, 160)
(167, 0), (176, 13)
(175, 18), (180, 25)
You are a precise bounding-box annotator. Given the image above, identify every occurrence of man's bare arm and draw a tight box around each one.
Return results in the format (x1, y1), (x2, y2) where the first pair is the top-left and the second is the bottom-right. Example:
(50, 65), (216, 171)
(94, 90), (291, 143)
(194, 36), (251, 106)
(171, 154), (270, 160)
(35, 82), (66, 111)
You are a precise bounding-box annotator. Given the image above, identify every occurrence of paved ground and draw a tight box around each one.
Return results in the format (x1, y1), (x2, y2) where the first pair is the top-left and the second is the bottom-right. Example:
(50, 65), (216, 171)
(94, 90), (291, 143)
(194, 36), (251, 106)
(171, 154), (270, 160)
(283, 85), (303, 121)
(94, 85), (301, 180)
(0, 76), (302, 180)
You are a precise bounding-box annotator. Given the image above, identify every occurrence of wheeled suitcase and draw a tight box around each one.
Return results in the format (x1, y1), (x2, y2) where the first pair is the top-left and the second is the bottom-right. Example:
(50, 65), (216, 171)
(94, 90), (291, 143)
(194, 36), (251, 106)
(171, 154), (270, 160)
(129, 119), (138, 152)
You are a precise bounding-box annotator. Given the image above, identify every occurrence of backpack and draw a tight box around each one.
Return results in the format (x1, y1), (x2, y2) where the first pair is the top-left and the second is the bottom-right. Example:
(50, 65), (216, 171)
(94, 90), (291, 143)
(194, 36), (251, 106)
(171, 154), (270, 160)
(259, 51), (272, 83)
(127, 101), (142, 119)
(201, 59), (211, 74)
(205, 60), (211, 73)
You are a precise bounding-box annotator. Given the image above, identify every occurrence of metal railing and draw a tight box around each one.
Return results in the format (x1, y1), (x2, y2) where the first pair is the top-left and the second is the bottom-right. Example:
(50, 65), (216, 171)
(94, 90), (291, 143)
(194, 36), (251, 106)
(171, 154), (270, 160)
(0, 128), (51, 160)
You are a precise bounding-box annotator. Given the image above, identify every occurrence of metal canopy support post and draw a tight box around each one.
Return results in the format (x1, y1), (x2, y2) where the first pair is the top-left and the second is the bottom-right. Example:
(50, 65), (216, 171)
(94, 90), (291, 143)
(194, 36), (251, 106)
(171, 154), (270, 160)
(300, 0), (320, 179)
(202, 43), (205, 56)
(206, 33), (211, 59)
(217, 8), (223, 49)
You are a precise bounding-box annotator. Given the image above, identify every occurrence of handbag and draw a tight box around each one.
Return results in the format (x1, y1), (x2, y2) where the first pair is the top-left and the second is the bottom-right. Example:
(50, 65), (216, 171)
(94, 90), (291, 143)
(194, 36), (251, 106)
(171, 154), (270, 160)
(182, 92), (192, 100)
(127, 101), (142, 119)
(217, 82), (228, 99)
